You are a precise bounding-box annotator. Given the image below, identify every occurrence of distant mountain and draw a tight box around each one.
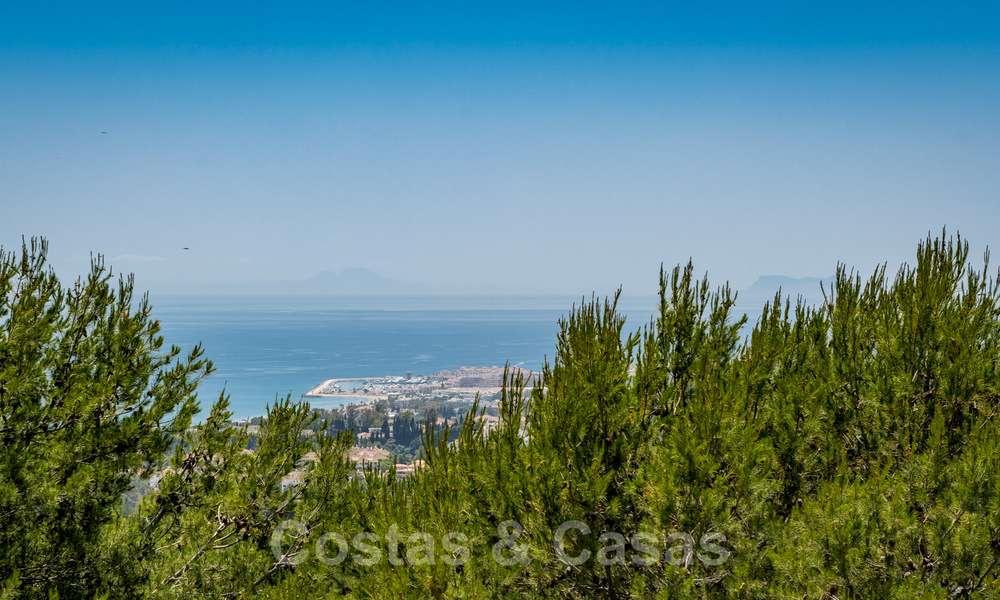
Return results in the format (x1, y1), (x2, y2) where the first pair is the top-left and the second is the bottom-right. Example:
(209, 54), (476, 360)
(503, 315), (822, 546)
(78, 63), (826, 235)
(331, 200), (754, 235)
(187, 270), (836, 301)
(737, 275), (835, 310)
(195, 268), (431, 296)
(304, 268), (429, 295)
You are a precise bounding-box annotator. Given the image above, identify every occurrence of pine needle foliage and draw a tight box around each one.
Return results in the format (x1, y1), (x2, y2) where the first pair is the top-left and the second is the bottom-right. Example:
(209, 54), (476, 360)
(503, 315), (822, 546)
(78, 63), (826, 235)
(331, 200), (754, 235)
(1, 239), (210, 598)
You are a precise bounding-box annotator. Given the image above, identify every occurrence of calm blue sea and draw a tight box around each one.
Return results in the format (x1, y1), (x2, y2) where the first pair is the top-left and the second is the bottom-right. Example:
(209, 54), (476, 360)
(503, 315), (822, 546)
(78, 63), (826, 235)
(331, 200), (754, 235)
(151, 295), (661, 420)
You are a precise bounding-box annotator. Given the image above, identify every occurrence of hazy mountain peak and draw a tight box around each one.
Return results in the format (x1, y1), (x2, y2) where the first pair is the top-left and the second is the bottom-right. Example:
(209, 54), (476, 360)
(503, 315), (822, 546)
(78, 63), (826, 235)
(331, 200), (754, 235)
(739, 275), (834, 306)
(300, 268), (426, 295)
(747, 274), (832, 290)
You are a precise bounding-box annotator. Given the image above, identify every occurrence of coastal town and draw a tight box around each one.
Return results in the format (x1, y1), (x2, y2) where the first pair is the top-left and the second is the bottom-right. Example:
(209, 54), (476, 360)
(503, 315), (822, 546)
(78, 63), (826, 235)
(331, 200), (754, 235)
(225, 366), (540, 491)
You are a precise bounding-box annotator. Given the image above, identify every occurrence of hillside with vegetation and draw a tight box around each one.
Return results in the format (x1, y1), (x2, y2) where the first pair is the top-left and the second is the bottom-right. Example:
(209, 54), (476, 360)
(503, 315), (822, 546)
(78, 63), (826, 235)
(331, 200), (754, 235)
(3, 232), (1000, 599)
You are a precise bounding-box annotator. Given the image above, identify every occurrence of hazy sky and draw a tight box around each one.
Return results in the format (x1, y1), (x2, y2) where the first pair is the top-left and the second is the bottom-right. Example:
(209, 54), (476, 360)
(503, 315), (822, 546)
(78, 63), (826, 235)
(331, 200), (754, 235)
(2, 2), (999, 298)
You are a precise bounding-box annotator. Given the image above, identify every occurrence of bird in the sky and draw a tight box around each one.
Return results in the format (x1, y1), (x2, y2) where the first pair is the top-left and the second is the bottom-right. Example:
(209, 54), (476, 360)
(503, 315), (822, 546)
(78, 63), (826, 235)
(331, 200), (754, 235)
(183, 247), (189, 250)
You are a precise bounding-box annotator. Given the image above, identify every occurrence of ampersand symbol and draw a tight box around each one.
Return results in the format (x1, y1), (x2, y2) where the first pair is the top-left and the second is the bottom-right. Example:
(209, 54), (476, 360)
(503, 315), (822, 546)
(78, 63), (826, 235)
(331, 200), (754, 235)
(492, 520), (531, 565)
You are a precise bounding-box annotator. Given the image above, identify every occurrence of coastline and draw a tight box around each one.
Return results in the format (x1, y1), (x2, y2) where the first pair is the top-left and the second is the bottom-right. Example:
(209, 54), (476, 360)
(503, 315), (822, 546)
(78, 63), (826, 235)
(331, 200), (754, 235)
(299, 366), (539, 415)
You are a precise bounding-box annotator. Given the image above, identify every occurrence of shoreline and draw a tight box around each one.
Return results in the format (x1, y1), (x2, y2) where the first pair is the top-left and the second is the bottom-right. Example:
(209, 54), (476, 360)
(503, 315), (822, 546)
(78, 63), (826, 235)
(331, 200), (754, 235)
(301, 365), (535, 403)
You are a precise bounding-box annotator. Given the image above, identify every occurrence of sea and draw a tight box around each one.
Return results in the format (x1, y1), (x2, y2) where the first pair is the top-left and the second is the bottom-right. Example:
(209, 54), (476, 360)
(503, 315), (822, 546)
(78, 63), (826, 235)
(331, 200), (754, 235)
(151, 295), (664, 420)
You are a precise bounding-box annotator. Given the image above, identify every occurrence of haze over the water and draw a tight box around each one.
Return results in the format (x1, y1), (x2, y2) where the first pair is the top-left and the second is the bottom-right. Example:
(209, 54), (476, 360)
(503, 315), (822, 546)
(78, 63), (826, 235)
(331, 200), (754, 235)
(2, 2), (999, 298)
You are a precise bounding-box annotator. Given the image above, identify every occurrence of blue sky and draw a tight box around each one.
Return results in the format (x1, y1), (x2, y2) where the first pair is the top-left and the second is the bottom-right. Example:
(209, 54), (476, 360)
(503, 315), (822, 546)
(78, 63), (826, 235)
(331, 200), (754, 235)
(2, 2), (999, 298)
